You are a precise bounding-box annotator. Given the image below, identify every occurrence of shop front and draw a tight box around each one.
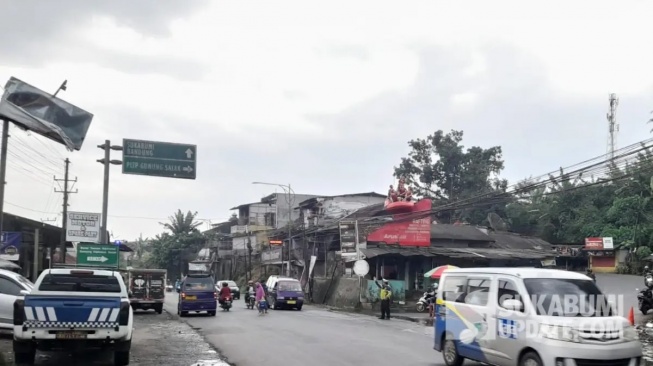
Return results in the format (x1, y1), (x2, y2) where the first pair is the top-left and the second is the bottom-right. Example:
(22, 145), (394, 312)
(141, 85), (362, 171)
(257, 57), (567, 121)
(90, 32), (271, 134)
(584, 237), (617, 273)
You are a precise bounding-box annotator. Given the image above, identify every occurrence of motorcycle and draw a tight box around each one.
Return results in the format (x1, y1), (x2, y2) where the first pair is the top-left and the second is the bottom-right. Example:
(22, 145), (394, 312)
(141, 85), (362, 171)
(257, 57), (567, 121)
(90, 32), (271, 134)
(416, 290), (435, 313)
(638, 274), (653, 315)
(246, 292), (256, 309)
(220, 296), (232, 311)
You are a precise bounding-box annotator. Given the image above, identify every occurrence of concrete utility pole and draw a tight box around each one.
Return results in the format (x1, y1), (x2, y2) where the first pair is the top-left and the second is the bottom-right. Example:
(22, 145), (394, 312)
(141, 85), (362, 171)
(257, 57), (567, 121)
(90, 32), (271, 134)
(96, 140), (123, 244)
(55, 158), (77, 262)
(607, 93), (619, 161)
(252, 181), (295, 277)
(0, 120), (10, 236)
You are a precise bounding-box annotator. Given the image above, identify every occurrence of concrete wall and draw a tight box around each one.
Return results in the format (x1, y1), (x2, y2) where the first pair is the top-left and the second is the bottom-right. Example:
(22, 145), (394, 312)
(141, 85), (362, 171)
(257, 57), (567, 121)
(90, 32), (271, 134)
(313, 277), (362, 309)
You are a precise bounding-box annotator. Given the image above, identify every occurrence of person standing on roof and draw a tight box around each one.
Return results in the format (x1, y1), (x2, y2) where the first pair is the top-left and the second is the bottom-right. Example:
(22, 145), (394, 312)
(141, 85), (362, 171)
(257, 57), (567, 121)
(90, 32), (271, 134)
(374, 277), (392, 320)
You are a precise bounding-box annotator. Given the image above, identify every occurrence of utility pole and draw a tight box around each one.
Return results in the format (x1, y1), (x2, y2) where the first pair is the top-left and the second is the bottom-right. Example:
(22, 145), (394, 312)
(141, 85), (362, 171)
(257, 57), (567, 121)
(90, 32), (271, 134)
(0, 120), (10, 236)
(96, 141), (123, 244)
(286, 184), (292, 277)
(33, 228), (39, 281)
(55, 158), (77, 263)
(607, 93), (619, 162)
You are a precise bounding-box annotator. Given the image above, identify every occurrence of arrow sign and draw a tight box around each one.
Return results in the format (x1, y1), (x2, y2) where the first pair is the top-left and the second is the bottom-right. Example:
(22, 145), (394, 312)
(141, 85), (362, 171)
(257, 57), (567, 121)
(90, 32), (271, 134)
(185, 148), (193, 159)
(87, 256), (108, 262)
(183, 166), (193, 173)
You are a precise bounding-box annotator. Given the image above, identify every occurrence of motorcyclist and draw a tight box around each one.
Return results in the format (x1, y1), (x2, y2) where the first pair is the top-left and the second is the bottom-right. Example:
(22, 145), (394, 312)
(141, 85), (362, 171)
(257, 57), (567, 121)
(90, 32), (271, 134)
(644, 266), (652, 287)
(586, 268), (596, 282)
(244, 280), (255, 302)
(218, 282), (232, 305)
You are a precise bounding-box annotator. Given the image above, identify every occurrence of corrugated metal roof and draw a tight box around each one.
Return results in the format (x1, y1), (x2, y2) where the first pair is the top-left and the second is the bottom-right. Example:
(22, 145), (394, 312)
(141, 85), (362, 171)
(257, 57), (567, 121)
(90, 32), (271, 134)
(488, 232), (553, 251)
(431, 224), (493, 242)
(360, 246), (552, 260)
(297, 192), (386, 207)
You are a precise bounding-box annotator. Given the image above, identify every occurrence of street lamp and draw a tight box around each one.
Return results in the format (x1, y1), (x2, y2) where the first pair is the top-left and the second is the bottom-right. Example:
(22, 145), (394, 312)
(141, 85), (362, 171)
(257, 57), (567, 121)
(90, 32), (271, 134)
(252, 181), (294, 277)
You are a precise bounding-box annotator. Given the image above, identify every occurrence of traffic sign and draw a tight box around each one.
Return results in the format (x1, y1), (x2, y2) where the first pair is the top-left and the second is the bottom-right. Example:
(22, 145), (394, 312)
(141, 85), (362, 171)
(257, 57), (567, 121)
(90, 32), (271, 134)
(77, 243), (119, 267)
(122, 139), (197, 180)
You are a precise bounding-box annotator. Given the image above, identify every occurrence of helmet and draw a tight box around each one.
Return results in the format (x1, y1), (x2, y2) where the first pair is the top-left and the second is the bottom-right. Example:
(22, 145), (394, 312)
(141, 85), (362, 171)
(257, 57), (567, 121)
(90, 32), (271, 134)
(646, 266), (650, 271)
(383, 279), (389, 283)
(248, 280), (253, 284)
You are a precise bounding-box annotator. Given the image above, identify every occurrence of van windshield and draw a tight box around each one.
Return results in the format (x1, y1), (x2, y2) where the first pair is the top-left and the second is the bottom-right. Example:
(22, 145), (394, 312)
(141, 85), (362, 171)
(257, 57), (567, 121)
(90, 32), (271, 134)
(523, 278), (613, 317)
(184, 276), (214, 291)
(278, 281), (302, 292)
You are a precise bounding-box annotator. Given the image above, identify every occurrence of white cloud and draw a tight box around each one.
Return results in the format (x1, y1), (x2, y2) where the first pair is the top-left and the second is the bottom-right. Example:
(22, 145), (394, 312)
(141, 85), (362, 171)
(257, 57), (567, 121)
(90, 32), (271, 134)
(1, 0), (652, 239)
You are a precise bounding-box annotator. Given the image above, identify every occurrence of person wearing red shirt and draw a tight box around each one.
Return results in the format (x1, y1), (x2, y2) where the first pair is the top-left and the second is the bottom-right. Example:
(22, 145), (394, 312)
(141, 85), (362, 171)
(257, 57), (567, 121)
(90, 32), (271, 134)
(218, 282), (232, 305)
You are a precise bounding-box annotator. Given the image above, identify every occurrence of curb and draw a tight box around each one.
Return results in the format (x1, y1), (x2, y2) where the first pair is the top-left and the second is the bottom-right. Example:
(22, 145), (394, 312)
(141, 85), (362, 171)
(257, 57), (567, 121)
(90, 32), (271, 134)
(325, 306), (431, 325)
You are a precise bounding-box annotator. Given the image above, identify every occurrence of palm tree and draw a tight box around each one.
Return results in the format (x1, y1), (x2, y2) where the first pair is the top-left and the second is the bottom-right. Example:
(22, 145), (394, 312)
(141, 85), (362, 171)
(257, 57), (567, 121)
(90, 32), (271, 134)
(160, 209), (202, 235)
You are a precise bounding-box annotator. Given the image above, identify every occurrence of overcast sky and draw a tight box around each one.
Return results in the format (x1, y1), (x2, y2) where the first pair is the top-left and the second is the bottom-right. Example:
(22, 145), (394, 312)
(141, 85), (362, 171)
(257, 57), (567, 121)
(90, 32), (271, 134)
(0, 0), (652, 240)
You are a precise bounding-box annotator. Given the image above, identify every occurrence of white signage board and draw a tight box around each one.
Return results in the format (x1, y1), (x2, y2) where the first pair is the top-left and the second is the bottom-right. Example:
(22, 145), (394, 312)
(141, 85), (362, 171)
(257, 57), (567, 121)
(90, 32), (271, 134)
(66, 211), (101, 243)
(353, 260), (370, 276)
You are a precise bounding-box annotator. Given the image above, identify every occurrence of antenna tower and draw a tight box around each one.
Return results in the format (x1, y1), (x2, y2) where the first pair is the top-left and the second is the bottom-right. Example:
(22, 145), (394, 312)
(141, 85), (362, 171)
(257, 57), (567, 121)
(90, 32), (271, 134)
(607, 93), (619, 161)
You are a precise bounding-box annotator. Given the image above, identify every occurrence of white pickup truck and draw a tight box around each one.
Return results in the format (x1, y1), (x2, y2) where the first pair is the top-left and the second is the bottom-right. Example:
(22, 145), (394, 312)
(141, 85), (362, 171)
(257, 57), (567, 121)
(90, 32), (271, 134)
(12, 268), (134, 365)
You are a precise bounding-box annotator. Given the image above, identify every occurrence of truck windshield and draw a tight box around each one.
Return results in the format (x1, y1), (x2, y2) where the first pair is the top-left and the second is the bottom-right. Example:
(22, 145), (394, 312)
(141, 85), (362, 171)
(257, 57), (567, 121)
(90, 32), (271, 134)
(523, 278), (613, 317)
(38, 274), (122, 293)
(278, 281), (302, 292)
(184, 276), (214, 291)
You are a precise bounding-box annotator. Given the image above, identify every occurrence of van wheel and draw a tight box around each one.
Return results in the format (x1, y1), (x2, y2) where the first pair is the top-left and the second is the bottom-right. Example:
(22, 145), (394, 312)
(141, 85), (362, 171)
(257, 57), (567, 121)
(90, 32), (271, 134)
(442, 336), (464, 366)
(520, 351), (542, 366)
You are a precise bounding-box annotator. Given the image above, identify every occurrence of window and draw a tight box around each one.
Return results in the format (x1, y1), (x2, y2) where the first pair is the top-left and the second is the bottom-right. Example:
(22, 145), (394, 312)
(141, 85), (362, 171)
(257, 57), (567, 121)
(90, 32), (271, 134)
(225, 281), (237, 287)
(524, 278), (611, 317)
(463, 278), (491, 305)
(184, 276), (214, 291)
(278, 281), (302, 292)
(38, 274), (121, 293)
(498, 279), (522, 311)
(0, 277), (24, 296)
(441, 276), (467, 302)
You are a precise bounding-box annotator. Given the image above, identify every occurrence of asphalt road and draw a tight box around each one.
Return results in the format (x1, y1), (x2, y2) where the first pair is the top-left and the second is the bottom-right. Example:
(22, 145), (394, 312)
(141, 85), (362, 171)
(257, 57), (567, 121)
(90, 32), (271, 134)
(595, 273), (651, 323)
(162, 273), (650, 366)
(164, 296), (450, 366)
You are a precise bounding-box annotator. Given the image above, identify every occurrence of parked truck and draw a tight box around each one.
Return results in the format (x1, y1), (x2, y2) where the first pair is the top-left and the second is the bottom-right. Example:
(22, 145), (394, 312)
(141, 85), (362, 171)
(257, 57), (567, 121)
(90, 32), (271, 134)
(13, 267), (133, 365)
(127, 268), (166, 314)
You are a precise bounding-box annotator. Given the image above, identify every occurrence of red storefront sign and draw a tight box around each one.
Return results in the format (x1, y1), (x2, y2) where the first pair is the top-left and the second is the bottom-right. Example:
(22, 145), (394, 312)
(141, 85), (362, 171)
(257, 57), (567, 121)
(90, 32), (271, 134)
(584, 237), (605, 250)
(366, 199), (432, 246)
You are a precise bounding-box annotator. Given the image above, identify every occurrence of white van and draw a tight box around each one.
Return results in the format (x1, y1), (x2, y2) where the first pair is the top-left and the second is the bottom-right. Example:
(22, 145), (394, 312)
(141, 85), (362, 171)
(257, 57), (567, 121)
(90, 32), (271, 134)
(433, 268), (642, 366)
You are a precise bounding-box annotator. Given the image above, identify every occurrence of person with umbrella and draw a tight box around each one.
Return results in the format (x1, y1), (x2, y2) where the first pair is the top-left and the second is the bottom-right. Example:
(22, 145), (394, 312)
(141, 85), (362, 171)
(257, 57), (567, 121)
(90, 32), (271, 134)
(374, 277), (392, 320)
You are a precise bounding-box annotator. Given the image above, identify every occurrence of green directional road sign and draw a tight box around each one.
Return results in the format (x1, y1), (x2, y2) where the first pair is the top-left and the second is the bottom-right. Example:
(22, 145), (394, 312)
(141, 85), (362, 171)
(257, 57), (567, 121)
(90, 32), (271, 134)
(77, 243), (119, 267)
(122, 139), (197, 180)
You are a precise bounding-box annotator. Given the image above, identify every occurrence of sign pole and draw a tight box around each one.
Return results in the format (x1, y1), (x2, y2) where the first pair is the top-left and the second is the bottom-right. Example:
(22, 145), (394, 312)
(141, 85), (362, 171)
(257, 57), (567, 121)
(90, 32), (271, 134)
(33, 228), (39, 281)
(100, 140), (110, 244)
(0, 120), (9, 235)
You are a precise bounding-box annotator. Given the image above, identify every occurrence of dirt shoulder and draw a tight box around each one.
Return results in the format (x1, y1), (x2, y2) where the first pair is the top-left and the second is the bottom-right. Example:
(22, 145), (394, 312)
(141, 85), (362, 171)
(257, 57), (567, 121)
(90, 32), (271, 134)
(0, 311), (229, 365)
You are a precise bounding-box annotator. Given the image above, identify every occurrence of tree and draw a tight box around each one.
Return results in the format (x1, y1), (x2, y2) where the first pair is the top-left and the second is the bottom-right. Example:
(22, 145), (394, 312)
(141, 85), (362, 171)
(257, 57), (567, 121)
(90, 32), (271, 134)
(394, 129), (508, 224)
(160, 209), (202, 235)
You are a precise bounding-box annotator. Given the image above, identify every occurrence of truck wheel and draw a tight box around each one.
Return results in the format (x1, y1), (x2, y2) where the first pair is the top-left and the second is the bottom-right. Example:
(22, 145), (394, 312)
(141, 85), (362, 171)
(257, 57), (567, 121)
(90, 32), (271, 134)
(13, 340), (35, 365)
(155, 304), (163, 314)
(114, 350), (130, 366)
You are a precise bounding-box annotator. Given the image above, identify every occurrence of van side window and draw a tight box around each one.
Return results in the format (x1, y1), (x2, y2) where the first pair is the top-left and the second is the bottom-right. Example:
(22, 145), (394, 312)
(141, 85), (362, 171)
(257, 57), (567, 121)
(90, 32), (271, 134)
(441, 276), (467, 302)
(498, 279), (522, 311)
(463, 278), (490, 305)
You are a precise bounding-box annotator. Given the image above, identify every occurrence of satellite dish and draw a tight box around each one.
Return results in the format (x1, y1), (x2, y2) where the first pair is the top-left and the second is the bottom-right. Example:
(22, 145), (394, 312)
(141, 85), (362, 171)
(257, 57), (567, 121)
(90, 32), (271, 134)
(353, 260), (369, 276)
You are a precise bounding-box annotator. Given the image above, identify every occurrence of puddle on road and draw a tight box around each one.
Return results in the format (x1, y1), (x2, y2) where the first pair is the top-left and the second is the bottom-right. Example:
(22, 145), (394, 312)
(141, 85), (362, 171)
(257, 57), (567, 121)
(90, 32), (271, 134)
(190, 361), (231, 366)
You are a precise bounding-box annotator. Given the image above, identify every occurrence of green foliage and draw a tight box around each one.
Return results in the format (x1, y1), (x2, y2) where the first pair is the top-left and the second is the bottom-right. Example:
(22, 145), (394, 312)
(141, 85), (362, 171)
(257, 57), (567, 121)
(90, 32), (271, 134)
(395, 130), (653, 254)
(145, 210), (208, 279)
(394, 129), (508, 225)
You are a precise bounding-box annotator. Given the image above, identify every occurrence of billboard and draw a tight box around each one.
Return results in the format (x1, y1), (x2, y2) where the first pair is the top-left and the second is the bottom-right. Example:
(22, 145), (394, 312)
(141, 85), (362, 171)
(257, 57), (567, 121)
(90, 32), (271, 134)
(366, 199), (432, 246)
(66, 211), (101, 243)
(0, 232), (21, 261)
(339, 220), (357, 258)
(0, 77), (93, 151)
